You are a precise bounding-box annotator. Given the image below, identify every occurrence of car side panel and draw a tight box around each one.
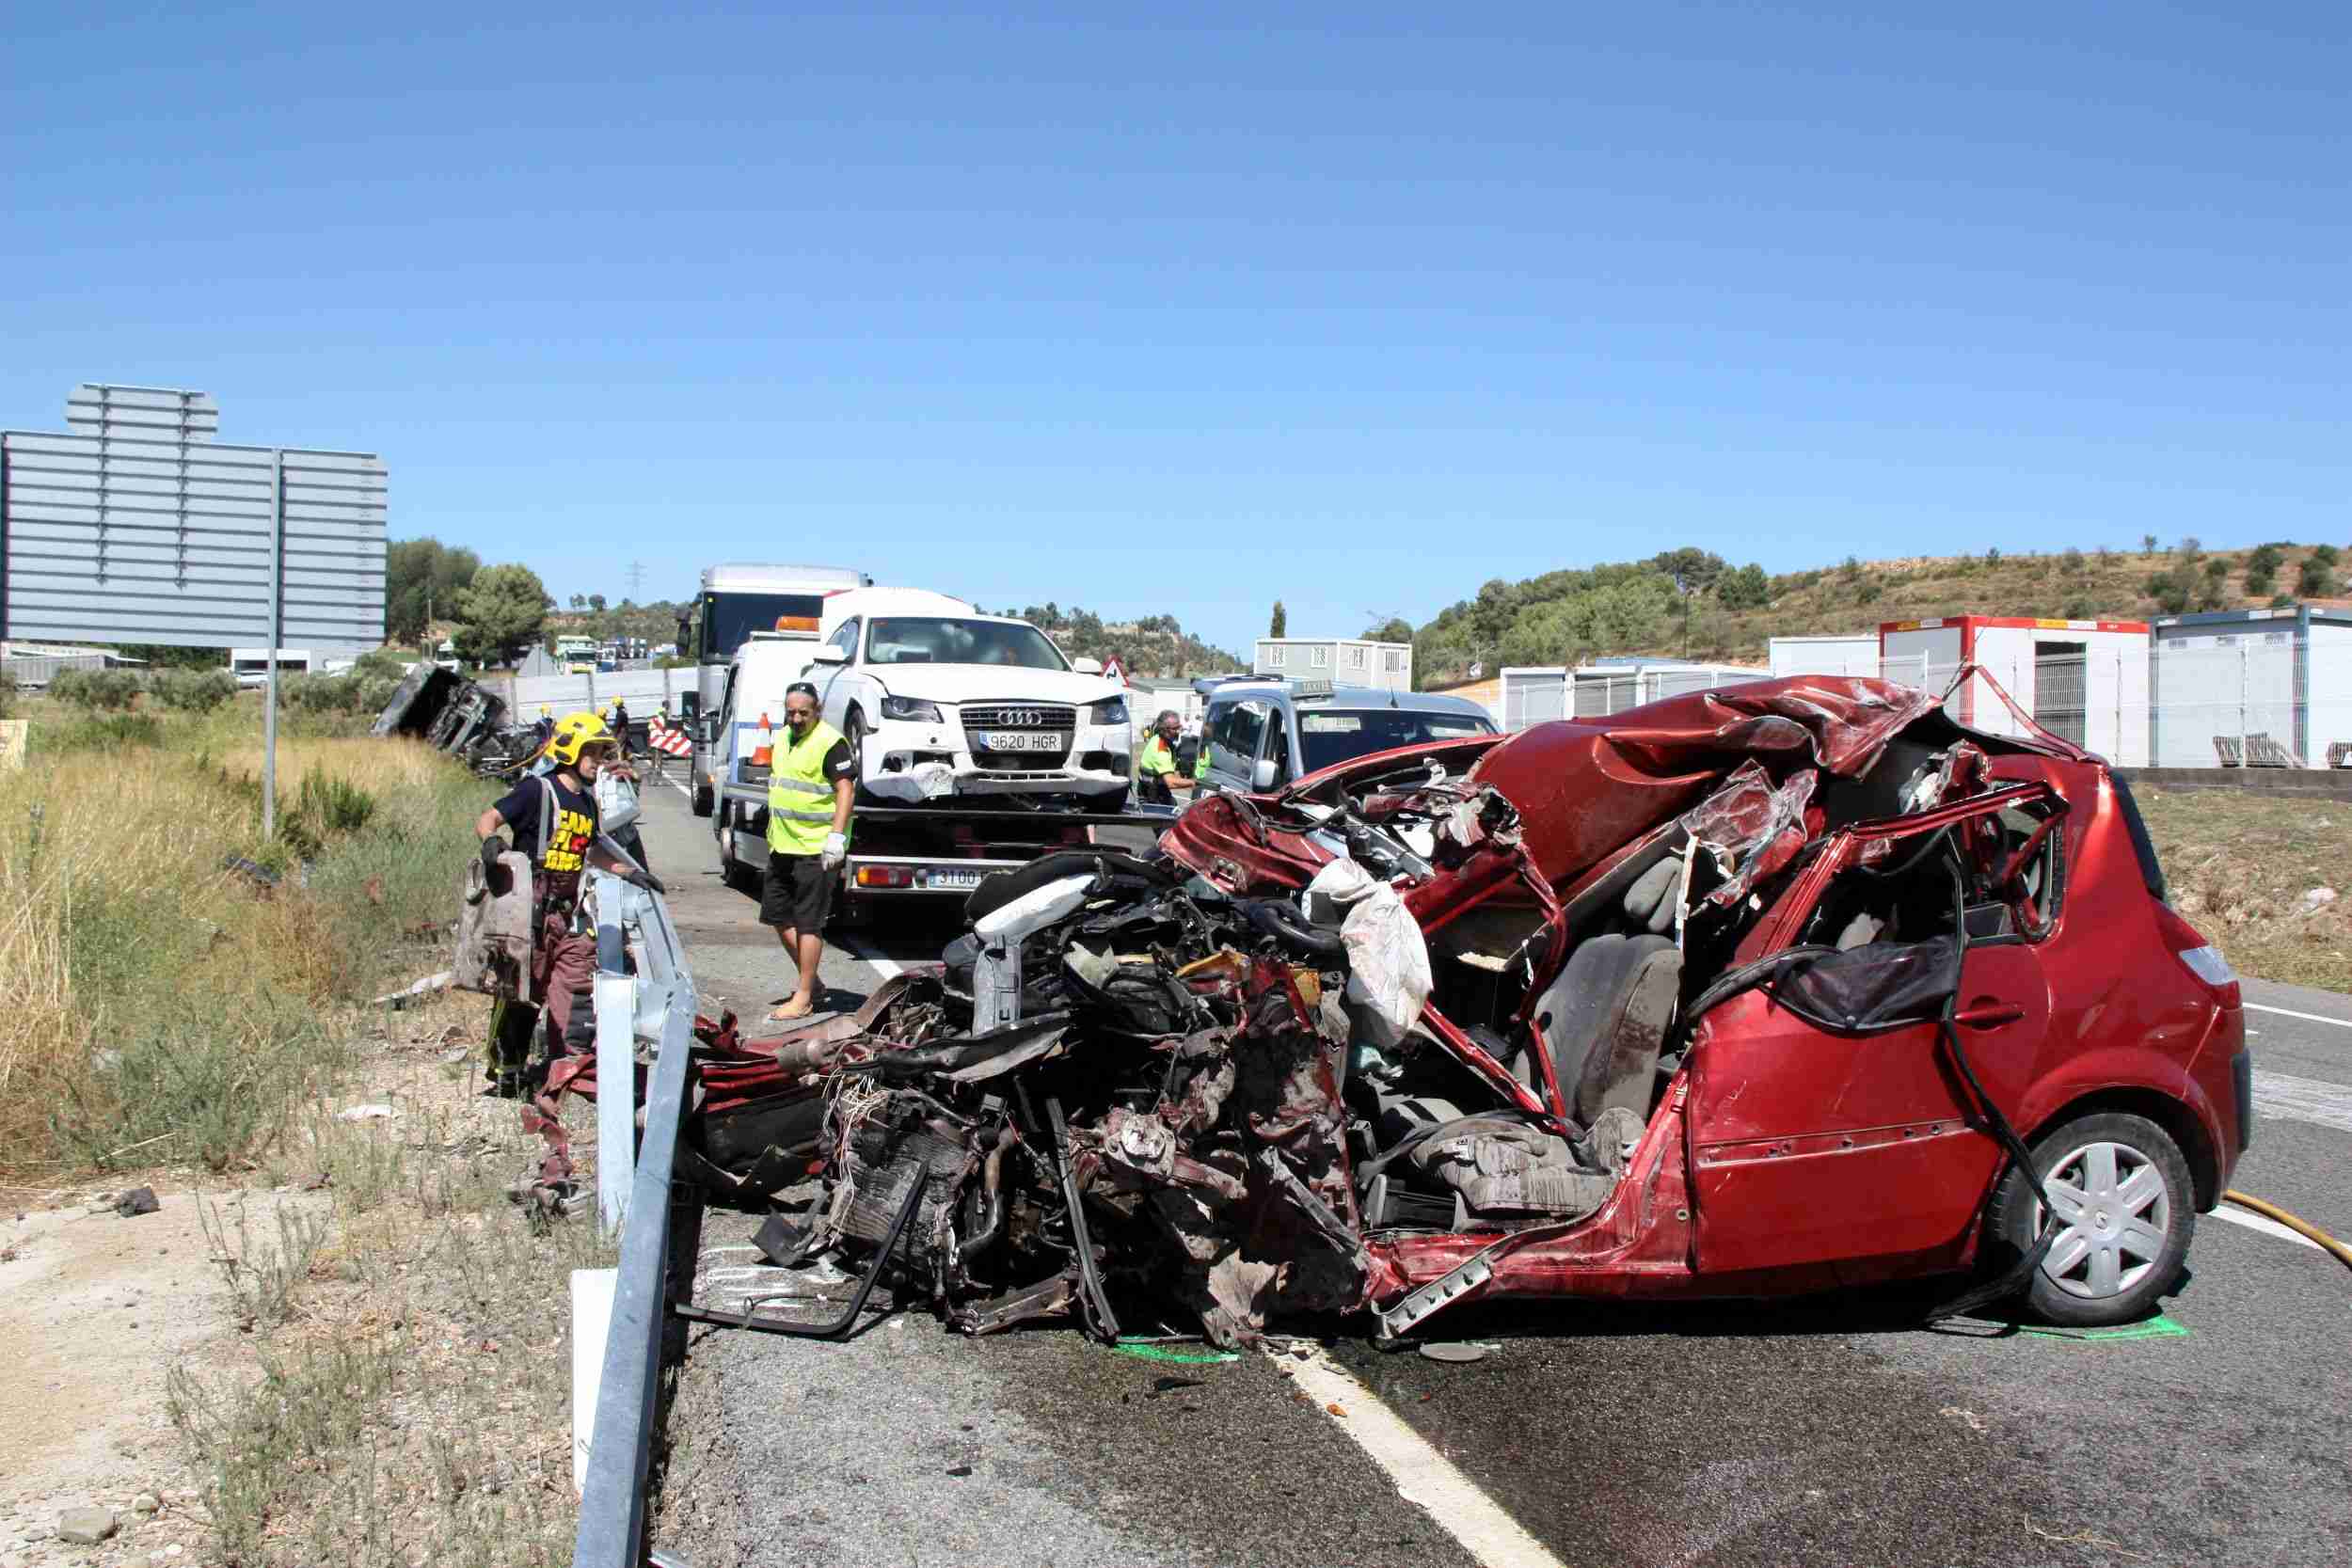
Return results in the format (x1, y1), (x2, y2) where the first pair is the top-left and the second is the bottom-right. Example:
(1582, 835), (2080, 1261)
(1685, 942), (2050, 1275)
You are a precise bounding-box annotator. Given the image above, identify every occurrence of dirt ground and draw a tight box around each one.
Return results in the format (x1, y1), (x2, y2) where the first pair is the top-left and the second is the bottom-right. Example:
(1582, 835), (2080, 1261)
(2136, 786), (2352, 992)
(0, 992), (605, 1567)
(0, 1184), (272, 1567)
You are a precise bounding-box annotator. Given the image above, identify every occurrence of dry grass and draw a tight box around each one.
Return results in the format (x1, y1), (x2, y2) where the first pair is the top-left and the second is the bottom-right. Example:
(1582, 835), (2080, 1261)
(0, 711), (492, 1180)
(169, 1017), (616, 1567)
(2136, 787), (2352, 991)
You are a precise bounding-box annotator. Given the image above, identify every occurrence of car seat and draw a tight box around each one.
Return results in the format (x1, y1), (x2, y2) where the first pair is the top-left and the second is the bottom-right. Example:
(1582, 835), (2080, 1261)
(1533, 933), (1682, 1127)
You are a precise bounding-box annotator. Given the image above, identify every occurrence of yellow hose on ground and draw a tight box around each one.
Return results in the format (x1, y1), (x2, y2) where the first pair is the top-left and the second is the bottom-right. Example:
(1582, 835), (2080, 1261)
(2224, 1190), (2352, 1270)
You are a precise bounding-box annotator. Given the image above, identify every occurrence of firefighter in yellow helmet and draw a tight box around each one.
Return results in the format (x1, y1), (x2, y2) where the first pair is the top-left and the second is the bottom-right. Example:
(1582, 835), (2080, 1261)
(474, 711), (662, 1077)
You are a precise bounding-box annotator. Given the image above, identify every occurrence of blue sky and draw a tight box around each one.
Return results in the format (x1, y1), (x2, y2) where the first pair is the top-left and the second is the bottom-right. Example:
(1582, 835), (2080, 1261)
(5, 3), (2344, 655)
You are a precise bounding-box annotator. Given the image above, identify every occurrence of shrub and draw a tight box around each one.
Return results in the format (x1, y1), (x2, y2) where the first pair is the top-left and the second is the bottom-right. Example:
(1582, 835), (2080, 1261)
(2296, 558), (2335, 598)
(2248, 543), (2285, 576)
(1839, 554), (1862, 580)
(2203, 557), (2231, 582)
(31, 713), (164, 753)
(1985, 546), (2002, 566)
(2178, 535), (2203, 560)
(2247, 563), (2278, 597)
(47, 667), (144, 711)
(2271, 593), (2296, 608)
(1857, 580), (1883, 604)
(2063, 595), (2095, 619)
(2060, 547), (2086, 575)
(150, 669), (240, 713)
(2313, 544), (2341, 567)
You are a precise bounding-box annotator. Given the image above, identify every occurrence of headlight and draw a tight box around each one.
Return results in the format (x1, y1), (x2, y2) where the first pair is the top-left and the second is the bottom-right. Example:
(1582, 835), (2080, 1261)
(879, 695), (944, 722)
(1089, 696), (1129, 725)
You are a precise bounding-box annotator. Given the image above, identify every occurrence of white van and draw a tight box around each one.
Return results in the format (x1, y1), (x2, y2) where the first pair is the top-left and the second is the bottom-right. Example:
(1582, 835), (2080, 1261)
(706, 632), (833, 888)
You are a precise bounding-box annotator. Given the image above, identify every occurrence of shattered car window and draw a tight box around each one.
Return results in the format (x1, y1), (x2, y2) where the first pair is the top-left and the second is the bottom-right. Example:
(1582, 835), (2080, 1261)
(866, 617), (1069, 671)
(1296, 709), (1496, 773)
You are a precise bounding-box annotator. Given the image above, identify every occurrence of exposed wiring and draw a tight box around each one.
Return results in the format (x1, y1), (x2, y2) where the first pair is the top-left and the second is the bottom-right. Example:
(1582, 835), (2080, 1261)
(2224, 1191), (2352, 1271)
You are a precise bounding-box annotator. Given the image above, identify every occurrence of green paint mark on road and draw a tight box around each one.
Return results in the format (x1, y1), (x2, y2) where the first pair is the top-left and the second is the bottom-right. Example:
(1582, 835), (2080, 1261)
(1110, 1339), (1243, 1366)
(2022, 1313), (2189, 1342)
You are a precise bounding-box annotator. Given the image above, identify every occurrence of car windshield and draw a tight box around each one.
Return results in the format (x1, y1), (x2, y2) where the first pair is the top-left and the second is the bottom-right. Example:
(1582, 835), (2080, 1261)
(866, 617), (1069, 671)
(1295, 708), (1495, 773)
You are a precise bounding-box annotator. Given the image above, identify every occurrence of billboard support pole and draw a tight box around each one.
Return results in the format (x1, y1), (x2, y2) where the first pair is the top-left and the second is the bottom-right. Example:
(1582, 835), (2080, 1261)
(262, 449), (285, 840)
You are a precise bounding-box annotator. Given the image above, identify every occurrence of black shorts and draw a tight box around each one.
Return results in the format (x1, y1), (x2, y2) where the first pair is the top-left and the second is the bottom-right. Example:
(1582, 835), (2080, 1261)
(761, 850), (834, 932)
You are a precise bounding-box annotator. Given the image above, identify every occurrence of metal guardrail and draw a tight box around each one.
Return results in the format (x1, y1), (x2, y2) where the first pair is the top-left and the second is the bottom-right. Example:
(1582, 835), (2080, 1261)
(573, 858), (698, 1568)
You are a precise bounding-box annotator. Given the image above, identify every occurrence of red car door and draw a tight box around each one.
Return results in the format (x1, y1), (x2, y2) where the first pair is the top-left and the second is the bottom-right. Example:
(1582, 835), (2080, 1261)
(1684, 800), (2057, 1281)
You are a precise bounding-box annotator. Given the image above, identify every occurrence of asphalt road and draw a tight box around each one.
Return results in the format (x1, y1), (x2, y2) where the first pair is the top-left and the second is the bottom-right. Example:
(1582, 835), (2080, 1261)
(629, 776), (2352, 1568)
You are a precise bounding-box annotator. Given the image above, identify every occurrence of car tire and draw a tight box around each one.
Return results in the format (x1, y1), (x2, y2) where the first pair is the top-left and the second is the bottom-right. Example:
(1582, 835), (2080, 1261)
(843, 708), (882, 807)
(1990, 1110), (2195, 1326)
(717, 823), (755, 895)
(691, 781), (713, 818)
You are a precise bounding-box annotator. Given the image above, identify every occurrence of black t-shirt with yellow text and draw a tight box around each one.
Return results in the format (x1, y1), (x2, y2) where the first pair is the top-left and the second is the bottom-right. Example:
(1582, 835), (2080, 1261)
(493, 775), (600, 909)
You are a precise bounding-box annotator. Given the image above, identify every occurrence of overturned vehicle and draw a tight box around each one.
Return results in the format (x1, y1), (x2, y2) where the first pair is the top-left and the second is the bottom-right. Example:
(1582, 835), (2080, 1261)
(671, 675), (2249, 1345)
(372, 664), (540, 776)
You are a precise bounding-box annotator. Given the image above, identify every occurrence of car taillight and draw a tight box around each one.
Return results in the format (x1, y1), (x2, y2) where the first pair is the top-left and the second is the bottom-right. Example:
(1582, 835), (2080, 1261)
(2155, 903), (2240, 1007)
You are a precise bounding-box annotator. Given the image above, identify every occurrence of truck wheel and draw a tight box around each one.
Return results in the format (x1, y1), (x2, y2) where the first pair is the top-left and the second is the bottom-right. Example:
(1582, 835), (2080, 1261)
(718, 829), (760, 895)
(1989, 1111), (2194, 1327)
(691, 781), (714, 818)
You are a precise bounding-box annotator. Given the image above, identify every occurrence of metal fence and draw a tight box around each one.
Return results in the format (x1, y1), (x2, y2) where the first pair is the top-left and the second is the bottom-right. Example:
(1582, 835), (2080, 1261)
(3, 652), (112, 689)
(1501, 645), (2352, 769)
(491, 667), (684, 716)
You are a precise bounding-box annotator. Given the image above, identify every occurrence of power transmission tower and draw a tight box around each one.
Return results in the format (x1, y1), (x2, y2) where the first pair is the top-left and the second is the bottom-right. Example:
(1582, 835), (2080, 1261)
(626, 560), (646, 600)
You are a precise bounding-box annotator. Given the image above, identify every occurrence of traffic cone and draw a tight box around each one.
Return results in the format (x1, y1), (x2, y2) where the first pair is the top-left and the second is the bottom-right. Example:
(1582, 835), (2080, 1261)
(753, 712), (774, 768)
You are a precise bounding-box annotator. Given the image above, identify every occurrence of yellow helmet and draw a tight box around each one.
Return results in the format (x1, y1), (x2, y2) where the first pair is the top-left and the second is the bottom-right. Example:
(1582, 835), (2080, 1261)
(546, 710), (613, 768)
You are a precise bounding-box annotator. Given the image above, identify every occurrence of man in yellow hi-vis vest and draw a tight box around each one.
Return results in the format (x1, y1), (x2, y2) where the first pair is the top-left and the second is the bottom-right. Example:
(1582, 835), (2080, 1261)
(762, 680), (856, 1021)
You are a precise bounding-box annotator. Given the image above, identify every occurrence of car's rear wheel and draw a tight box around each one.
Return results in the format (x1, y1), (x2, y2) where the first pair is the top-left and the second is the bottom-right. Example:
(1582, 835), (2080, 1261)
(1992, 1111), (2194, 1326)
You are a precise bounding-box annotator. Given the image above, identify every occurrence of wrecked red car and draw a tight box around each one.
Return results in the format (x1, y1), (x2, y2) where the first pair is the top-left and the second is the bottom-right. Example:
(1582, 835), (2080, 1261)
(678, 674), (2249, 1345)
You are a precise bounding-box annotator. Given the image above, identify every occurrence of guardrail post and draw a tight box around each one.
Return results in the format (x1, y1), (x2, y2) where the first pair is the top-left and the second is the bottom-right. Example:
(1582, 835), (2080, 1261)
(573, 876), (697, 1568)
(590, 871), (639, 1234)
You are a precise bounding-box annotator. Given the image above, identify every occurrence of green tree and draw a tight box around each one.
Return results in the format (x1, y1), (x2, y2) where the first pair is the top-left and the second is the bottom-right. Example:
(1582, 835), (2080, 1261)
(1648, 546), (1726, 594)
(1361, 616), (1414, 644)
(1717, 563), (1771, 610)
(587, 594), (607, 613)
(384, 538), (482, 644)
(570, 594), (586, 610)
(2140, 533), (2157, 555)
(2296, 558), (2335, 598)
(453, 563), (551, 666)
(1269, 600), (1288, 638)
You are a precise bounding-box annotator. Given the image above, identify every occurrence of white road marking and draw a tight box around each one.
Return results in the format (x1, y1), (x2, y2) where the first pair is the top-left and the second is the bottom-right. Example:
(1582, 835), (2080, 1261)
(2209, 1206), (2325, 1252)
(839, 938), (905, 980)
(1278, 1345), (1568, 1568)
(2253, 1069), (2352, 1134)
(2245, 1001), (2352, 1029)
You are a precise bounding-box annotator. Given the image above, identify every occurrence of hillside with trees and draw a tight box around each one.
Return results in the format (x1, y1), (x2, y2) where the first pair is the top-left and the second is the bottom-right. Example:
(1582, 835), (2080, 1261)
(1405, 540), (2348, 688)
(987, 604), (1244, 679)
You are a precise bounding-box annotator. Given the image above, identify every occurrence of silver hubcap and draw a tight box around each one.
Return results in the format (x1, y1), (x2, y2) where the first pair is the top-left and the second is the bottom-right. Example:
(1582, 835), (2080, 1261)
(2033, 1140), (2171, 1299)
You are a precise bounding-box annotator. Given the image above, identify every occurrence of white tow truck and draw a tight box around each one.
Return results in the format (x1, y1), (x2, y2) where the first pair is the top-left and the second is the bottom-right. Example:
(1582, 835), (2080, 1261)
(704, 590), (1160, 925)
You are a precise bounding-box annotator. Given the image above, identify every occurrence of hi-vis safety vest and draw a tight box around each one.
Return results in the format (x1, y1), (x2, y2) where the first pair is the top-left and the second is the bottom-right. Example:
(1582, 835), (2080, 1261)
(767, 720), (846, 855)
